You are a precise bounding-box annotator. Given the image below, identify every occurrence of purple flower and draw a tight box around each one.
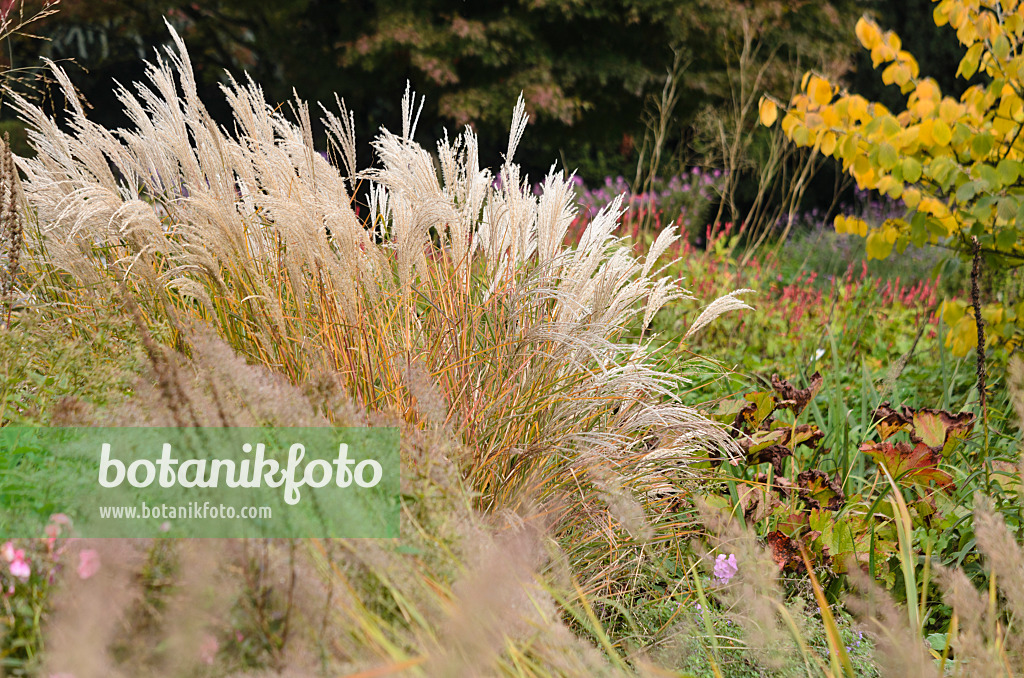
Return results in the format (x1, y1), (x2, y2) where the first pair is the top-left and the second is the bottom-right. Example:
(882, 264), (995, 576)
(713, 553), (738, 585)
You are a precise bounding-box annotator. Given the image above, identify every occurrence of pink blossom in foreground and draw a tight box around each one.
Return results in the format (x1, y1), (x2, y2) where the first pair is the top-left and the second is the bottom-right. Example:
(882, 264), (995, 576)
(10, 551), (30, 580)
(198, 634), (219, 665)
(77, 549), (100, 580)
(713, 553), (738, 585)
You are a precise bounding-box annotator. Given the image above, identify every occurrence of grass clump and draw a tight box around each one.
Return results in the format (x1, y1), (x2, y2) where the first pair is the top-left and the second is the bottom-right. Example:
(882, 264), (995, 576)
(0, 23), (755, 677)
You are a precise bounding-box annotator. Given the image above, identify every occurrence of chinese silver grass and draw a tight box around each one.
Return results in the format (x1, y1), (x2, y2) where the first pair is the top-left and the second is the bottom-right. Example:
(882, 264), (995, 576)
(11, 25), (749, 592)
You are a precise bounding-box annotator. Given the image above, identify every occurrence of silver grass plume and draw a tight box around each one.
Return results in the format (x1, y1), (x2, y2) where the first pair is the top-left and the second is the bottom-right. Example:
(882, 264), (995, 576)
(0, 132), (22, 327)
(10, 26), (748, 470)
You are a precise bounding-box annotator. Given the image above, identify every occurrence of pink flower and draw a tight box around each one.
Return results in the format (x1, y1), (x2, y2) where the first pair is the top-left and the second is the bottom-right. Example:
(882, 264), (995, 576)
(198, 634), (219, 665)
(713, 553), (738, 585)
(49, 513), (71, 526)
(77, 549), (100, 580)
(0, 541), (14, 562)
(10, 552), (30, 580)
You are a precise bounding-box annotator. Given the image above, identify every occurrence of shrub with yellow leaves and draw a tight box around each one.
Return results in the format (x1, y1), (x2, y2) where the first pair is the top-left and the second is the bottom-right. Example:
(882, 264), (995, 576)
(761, 0), (1024, 356)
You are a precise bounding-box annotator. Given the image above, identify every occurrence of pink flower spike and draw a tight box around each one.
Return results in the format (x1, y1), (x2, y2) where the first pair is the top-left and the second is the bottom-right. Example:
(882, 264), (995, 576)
(713, 553), (738, 585)
(77, 549), (100, 580)
(10, 556), (30, 580)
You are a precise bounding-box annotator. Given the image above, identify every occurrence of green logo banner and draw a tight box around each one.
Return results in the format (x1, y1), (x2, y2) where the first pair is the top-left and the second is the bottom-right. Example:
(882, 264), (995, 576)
(0, 427), (400, 538)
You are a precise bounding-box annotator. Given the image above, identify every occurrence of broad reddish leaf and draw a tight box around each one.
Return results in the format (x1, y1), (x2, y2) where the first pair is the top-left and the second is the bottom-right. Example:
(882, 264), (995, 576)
(776, 511), (809, 536)
(873, 402), (912, 440)
(766, 531), (805, 572)
(873, 403), (975, 454)
(910, 408), (975, 454)
(860, 441), (955, 490)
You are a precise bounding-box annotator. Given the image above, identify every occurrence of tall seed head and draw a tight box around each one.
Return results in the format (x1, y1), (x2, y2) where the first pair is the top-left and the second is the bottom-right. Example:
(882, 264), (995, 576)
(0, 132), (22, 302)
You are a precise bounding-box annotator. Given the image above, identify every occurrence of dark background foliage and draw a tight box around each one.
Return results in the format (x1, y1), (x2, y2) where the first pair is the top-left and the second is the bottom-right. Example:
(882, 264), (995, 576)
(0, 0), (953, 200)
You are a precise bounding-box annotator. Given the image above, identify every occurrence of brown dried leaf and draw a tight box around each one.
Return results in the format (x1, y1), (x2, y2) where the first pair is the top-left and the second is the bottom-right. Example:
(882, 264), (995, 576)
(795, 470), (846, 511)
(771, 372), (822, 415)
(766, 530), (804, 572)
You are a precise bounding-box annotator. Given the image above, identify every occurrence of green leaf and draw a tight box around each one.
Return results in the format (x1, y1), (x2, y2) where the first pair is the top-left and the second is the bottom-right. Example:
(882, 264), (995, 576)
(971, 133), (995, 160)
(997, 158), (1022, 184)
(927, 633), (949, 653)
(910, 211), (928, 247)
(902, 157), (922, 183)
(955, 180), (980, 202)
(997, 227), (1018, 251)
(877, 142), (899, 170)
(959, 42), (984, 79)
(993, 33), (1011, 60)
(998, 197), (1018, 222)
(978, 164), (1000, 188)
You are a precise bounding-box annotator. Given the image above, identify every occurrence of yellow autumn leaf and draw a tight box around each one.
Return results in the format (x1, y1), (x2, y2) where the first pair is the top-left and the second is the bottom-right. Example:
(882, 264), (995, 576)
(949, 314), (979, 356)
(918, 119), (934, 145)
(882, 63), (899, 86)
(853, 155), (875, 187)
(781, 113), (799, 135)
(877, 175), (903, 198)
(939, 214), (958, 235)
(982, 304), (1004, 326)
(822, 105), (839, 127)
(856, 16), (882, 49)
(900, 53), (920, 79)
(916, 79), (940, 101)
(865, 229), (895, 260)
(919, 196), (951, 218)
(759, 97), (778, 126)
(848, 96), (869, 121)
(913, 98), (936, 118)
(839, 133), (859, 161)
(809, 76), (832, 106)
(820, 131), (837, 156)
(938, 98), (960, 123)
(940, 299), (966, 326)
